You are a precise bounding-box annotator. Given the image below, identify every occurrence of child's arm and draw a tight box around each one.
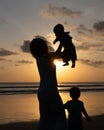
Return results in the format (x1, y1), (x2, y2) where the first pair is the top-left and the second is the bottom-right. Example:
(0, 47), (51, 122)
(53, 38), (58, 44)
(56, 43), (62, 52)
(63, 101), (69, 109)
(82, 105), (91, 121)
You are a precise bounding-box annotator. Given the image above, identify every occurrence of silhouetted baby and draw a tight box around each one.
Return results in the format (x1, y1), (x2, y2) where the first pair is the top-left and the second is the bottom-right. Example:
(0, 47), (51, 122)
(64, 87), (91, 130)
(53, 24), (77, 67)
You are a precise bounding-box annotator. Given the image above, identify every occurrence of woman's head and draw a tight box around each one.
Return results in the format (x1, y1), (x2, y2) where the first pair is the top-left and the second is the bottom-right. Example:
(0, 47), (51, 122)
(30, 38), (48, 59)
(69, 87), (80, 100)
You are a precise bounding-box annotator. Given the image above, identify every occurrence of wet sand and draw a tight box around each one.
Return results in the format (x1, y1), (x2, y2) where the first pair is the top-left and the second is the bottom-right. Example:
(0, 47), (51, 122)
(0, 115), (104, 130)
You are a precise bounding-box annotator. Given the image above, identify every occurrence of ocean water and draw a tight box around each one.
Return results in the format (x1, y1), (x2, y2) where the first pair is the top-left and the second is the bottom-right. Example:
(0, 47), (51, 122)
(0, 82), (104, 124)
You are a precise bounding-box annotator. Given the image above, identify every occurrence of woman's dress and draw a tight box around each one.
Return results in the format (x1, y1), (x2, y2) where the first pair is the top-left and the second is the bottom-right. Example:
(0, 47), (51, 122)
(36, 55), (67, 130)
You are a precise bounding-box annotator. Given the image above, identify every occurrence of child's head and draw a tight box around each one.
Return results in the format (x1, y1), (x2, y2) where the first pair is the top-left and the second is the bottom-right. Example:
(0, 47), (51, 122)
(69, 87), (80, 100)
(53, 24), (64, 36)
(30, 38), (48, 59)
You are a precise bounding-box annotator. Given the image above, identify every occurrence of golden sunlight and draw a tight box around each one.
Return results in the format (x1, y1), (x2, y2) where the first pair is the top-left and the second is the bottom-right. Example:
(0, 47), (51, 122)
(54, 60), (63, 67)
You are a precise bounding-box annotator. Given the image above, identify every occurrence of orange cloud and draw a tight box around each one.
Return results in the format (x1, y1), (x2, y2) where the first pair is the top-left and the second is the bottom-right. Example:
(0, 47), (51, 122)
(41, 4), (82, 18)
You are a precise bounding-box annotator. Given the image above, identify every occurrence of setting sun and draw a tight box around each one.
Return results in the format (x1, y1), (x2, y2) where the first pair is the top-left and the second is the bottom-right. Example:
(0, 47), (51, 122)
(54, 60), (63, 67)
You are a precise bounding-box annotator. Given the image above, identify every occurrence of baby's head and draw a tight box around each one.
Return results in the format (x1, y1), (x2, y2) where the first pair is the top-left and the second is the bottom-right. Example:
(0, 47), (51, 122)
(69, 87), (80, 100)
(30, 38), (48, 59)
(53, 24), (64, 36)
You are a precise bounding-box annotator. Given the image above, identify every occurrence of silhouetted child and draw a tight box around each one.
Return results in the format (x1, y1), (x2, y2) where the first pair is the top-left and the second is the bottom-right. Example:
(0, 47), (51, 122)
(64, 87), (91, 130)
(53, 24), (77, 67)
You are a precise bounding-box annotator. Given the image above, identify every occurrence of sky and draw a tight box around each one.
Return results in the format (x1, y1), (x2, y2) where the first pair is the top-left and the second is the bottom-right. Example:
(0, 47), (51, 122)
(0, 0), (104, 82)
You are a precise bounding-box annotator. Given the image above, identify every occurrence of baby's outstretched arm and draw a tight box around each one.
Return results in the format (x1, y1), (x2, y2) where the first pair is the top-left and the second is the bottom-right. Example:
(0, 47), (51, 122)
(53, 38), (58, 44)
(56, 43), (62, 53)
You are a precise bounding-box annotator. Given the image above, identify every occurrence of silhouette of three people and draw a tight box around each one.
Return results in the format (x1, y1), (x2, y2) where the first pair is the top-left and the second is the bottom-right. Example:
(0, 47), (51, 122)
(30, 24), (90, 130)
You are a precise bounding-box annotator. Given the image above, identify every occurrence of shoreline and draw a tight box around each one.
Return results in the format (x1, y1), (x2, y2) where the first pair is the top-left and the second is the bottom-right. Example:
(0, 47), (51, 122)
(0, 115), (104, 130)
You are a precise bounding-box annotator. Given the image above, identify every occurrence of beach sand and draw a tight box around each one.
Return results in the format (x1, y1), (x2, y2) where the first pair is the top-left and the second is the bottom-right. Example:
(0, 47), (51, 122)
(83, 115), (104, 130)
(0, 115), (104, 130)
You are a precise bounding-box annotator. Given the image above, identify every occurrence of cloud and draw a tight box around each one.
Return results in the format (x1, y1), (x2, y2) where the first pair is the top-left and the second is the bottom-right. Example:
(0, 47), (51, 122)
(49, 21), (104, 68)
(14, 60), (33, 67)
(35, 35), (55, 52)
(93, 21), (104, 32)
(41, 4), (82, 18)
(20, 40), (31, 53)
(76, 21), (104, 36)
(79, 59), (104, 67)
(20, 35), (54, 53)
(0, 66), (5, 69)
(64, 21), (78, 31)
(0, 18), (9, 26)
(54, 22), (104, 55)
(0, 58), (6, 61)
(77, 24), (92, 34)
(64, 22), (91, 36)
(77, 42), (90, 50)
(17, 60), (33, 64)
(0, 19), (7, 24)
(0, 48), (18, 56)
(77, 42), (104, 51)
(63, 22), (94, 42)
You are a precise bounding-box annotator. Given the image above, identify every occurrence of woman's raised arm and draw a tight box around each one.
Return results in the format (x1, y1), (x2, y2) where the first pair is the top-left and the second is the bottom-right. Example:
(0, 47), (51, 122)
(49, 51), (63, 60)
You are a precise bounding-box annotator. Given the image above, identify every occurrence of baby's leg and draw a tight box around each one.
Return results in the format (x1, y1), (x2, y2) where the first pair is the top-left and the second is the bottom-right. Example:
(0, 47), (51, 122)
(63, 61), (69, 66)
(71, 60), (75, 68)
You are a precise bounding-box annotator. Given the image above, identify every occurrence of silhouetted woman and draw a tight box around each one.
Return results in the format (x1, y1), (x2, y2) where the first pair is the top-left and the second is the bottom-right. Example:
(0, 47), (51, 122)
(30, 37), (67, 130)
